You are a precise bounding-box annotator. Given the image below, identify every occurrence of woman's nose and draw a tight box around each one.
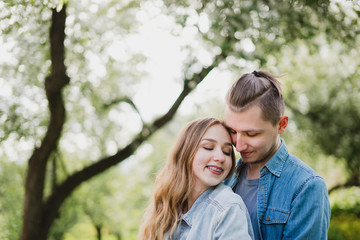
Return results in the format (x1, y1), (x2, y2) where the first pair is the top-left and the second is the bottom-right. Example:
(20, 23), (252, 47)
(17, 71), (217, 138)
(213, 149), (226, 162)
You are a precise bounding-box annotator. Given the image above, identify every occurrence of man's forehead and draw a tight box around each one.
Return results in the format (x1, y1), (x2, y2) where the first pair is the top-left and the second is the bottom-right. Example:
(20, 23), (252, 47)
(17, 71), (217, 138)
(224, 107), (270, 132)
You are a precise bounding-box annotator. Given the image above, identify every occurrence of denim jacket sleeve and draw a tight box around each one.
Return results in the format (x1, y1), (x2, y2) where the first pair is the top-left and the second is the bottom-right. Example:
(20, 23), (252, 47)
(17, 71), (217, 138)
(282, 176), (331, 239)
(214, 203), (254, 240)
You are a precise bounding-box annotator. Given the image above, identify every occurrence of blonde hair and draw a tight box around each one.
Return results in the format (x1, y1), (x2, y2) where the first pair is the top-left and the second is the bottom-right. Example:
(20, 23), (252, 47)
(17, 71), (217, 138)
(137, 118), (235, 240)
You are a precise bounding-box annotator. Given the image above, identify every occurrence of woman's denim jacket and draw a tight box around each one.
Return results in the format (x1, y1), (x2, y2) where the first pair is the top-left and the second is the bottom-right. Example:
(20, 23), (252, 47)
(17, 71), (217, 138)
(167, 183), (254, 240)
(225, 140), (330, 240)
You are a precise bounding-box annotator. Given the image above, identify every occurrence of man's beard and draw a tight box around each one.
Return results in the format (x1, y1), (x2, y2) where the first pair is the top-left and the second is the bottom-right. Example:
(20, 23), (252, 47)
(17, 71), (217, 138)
(247, 142), (278, 165)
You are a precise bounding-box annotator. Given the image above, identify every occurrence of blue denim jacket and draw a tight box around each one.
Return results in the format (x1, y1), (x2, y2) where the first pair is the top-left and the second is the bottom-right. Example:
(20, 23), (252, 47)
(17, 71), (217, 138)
(166, 183), (254, 240)
(225, 140), (331, 240)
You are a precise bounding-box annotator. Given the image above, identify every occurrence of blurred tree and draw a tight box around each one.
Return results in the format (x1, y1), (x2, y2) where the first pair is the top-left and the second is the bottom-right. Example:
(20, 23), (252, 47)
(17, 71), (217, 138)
(0, 0), (358, 239)
(163, 0), (358, 68)
(164, 0), (360, 192)
(1, 1), (220, 239)
(275, 38), (360, 193)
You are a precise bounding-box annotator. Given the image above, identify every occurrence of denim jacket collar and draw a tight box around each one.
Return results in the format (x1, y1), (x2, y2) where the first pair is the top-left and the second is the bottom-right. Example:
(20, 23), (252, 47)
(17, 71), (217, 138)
(263, 139), (289, 177)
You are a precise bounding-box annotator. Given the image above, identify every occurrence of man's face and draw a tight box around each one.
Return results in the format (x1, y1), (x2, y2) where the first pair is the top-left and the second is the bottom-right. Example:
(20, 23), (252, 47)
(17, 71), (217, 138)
(225, 105), (283, 165)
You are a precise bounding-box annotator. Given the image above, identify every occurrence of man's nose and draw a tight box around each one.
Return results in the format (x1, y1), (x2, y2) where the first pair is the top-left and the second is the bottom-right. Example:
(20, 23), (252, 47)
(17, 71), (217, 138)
(235, 134), (247, 152)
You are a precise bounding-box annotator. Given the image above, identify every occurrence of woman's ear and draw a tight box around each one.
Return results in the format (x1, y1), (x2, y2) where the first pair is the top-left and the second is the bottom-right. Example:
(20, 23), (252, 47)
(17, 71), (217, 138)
(278, 116), (288, 134)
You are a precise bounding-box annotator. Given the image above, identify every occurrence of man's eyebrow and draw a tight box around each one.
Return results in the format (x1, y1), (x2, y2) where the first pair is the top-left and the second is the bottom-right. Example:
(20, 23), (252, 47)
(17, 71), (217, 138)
(224, 126), (264, 133)
(245, 129), (264, 133)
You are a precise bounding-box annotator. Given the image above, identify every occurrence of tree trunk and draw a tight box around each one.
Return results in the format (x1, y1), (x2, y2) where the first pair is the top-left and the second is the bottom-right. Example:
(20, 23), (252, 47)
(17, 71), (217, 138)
(20, 6), (69, 240)
(114, 232), (122, 240)
(19, 4), (223, 240)
(96, 225), (102, 240)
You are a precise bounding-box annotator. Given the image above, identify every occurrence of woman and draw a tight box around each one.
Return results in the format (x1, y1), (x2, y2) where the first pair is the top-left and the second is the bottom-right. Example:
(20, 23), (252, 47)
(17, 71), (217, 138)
(138, 118), (254, 240)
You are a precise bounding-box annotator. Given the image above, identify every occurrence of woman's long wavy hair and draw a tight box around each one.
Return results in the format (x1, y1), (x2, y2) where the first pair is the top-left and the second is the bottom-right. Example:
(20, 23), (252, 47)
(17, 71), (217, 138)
(137, 117), (236, 240)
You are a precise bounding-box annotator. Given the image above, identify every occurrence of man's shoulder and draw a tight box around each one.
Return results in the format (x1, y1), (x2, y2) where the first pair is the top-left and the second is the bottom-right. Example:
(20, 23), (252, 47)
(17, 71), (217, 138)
(285, 153), (319, 176)
(275, 139), (320, 179)
(280, 153), (326, 189)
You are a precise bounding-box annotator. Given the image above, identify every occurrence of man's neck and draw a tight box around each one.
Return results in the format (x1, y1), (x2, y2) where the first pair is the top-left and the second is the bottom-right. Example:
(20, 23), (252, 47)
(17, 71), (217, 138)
(246, 138), (282, 179)
(246, 163), (263, 179)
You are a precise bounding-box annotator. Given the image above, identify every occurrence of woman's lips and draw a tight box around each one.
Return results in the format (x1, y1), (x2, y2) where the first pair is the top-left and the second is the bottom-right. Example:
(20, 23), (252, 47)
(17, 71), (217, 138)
(206, 165), (223, 175)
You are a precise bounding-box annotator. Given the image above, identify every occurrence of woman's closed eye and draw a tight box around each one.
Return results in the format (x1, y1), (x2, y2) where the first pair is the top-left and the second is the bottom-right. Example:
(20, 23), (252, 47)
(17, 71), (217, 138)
(203, 146), (231, 156)
(223, 150), (231, 156)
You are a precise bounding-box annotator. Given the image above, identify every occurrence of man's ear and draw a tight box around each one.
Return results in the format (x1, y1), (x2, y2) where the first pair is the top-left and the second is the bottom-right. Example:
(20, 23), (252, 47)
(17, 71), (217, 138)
(278, 116), (288, 134)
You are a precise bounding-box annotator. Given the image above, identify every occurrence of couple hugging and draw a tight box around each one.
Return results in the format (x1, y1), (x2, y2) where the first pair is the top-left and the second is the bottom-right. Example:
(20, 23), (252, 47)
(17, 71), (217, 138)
(138, 71), (330, 240)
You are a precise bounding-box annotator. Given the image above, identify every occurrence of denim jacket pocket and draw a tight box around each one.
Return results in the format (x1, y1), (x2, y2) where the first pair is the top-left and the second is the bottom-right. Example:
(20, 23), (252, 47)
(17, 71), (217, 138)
(262, 208), (289, 224)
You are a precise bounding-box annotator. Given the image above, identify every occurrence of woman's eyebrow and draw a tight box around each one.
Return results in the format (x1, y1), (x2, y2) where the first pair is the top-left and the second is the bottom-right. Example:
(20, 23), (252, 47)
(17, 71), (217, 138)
(202, 138), (232, 146)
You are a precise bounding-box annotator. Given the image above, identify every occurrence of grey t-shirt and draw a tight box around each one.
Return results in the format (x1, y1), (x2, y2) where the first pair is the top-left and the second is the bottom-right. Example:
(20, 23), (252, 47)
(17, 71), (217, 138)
(235, 167), (260, 240)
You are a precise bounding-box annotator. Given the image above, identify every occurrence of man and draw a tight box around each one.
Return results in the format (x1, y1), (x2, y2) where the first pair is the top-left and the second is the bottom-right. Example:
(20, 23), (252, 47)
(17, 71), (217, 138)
(224, 70), (330, 240)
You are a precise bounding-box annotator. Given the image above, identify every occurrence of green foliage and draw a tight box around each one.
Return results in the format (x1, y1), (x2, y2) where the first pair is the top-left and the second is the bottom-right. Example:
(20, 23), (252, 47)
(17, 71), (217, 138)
(330, 187), (360, 215)
(48, 197), (81, 240)
(0, 1), (51, 142)
(163, 0), (359, 68)
(329, 188), (360, 239)
(328, 213), (360, 240)
(1, 0), (360, 239)
(0, 160), (25, 240)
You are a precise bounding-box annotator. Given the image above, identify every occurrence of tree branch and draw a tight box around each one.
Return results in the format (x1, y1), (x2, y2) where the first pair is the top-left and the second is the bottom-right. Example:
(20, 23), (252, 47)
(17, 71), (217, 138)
(43, 53), (225, 231)
(103, 96), (145, 123)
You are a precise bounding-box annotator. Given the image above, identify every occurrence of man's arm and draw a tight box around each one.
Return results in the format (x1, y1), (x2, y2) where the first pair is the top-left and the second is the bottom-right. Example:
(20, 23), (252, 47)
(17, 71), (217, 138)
(282, 176), (331, 239)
